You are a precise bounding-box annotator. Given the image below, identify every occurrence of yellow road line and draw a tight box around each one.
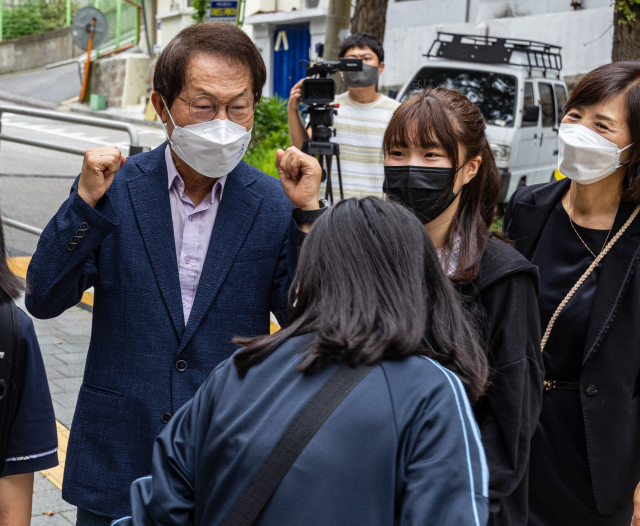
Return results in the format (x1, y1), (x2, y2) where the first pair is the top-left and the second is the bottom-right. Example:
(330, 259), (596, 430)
(7, 257), (94, 307)
(40, 421), (68, 490)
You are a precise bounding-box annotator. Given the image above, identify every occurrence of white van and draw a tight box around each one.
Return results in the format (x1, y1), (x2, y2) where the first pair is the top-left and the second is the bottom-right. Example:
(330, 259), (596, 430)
(396, 33), (568, 204)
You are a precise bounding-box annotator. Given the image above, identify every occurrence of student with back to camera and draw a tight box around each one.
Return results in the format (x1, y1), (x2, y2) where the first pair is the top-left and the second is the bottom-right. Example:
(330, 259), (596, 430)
(0, 216), (58, 525)
(504, 61), (640, 526)
(115, 196), (490, 526)
(382, 87), (544, 526)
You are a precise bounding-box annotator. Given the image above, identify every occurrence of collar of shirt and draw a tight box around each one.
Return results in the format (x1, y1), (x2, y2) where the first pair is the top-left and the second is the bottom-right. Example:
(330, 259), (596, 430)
(165, 144), (227, 206)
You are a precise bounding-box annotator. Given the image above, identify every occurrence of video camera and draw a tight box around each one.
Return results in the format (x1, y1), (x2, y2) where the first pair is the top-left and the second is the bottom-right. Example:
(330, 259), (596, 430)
(298, 57), (362, 203)
(299, 58), (363, 142)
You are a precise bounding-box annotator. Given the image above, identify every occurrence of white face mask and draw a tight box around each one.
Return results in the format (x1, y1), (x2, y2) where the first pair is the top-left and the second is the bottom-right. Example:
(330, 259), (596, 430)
(558, 123), (632, 185)
(162, 97), (252, 179)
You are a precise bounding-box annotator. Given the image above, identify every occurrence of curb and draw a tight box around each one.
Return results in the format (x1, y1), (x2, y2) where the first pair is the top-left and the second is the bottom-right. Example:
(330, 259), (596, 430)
(0, 89), (58, 110)
(68, 105), (164, 129)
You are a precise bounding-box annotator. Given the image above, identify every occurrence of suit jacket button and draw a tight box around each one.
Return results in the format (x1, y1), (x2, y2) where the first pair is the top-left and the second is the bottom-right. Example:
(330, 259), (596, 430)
(79, 222), (89, 231)
(161, 413), (172, 424)
(72, 236), (80, 244)
(176, 360), (187, 372)
(66, 242), (76, 251)
(586, 385), (597, 396)
(76, 230), (84, 238)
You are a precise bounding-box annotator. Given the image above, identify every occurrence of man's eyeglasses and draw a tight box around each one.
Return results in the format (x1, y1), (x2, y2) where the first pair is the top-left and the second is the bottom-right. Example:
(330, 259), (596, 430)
(177, 95), (256, 124)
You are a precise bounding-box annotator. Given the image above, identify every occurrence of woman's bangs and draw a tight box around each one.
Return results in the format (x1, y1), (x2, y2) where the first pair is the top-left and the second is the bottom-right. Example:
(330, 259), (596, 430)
(384, 95), (452, 156)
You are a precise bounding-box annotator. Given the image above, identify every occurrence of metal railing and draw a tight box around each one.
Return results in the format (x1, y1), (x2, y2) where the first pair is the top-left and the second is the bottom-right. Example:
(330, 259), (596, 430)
(2, 217), (43, 237)
(0, 104), (146, 156)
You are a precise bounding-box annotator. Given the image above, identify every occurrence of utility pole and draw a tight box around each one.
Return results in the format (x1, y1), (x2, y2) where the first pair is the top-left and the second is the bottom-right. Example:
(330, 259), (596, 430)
(323, 0), (350, 62)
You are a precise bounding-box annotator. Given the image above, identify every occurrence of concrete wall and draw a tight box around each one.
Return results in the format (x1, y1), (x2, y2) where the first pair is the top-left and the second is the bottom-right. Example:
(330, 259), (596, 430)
(0, 27), (83, 75)
(380, 6), (614, 91)
(91, 53), (152, 110)
(475, 0), (610, 20)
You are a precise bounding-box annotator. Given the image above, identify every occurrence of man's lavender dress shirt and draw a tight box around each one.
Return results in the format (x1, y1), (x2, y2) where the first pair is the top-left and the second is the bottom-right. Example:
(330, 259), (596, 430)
(165, 146), (227, 325)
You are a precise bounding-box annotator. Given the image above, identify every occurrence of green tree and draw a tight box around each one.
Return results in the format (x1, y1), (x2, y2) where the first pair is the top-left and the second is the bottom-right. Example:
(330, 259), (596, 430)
(613, 0), (640, 62)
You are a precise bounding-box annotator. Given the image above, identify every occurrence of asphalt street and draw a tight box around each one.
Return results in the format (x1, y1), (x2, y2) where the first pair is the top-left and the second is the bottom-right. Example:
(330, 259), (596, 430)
(0, 65), (82, 106)
(0, 110), (166, 255)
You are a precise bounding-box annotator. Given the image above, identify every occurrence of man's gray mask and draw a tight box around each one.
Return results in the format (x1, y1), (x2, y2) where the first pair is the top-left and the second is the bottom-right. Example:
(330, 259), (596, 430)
(342, 63), (379, 88)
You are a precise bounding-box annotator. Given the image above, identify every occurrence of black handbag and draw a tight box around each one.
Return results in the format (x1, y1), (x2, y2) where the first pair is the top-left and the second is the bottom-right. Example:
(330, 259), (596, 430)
(219, 363), (375, 526)
(0, 301), (21, 475)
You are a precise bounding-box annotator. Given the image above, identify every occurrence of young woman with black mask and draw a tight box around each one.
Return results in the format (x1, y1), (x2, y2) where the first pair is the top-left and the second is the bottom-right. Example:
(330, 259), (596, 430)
(383, 87), (544, 526)
(118, 197), (490, 526)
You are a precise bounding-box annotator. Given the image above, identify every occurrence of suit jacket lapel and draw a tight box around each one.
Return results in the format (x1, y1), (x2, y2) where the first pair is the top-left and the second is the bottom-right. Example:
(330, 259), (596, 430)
(582, 201), (640, 367)
(127, 145), (185, 338)
(509, 179), (570, 260)
(178, 163), (261, 352)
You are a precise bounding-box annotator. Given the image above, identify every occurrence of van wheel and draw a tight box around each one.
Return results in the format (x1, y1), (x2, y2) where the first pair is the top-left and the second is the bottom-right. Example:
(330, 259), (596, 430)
(517, 177), (526, 188)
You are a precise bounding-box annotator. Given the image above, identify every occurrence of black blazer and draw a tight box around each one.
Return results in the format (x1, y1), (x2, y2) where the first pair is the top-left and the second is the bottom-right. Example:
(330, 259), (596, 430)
(504, 178), (640, 515)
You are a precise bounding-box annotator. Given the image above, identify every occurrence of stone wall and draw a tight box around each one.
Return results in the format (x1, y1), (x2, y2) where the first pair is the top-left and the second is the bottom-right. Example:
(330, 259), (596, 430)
(0, 27), (83, 75)
(90, 53), (152, 110)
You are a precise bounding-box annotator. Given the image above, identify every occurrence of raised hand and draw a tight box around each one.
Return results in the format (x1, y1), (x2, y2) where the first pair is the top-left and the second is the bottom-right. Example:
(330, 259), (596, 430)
(78, 146), (126, 207)
(276, 147), (322, 212)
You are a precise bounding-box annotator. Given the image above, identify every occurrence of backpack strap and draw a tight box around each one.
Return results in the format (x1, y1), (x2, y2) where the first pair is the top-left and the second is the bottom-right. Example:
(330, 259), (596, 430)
(0, 301), (21, 475)
(219, 363), (375, 526)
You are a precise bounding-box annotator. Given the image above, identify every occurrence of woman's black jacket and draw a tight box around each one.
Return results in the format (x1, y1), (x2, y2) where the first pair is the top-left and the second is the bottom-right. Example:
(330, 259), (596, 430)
(457, 237), (544, 526)
(504, 178), (640, 515)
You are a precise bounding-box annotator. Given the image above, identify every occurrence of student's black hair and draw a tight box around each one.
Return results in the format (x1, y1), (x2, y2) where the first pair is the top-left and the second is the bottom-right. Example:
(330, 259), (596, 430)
(234, 197), (489, 402)
(0, 216), (24, 304)
(338, 32), (384, 64)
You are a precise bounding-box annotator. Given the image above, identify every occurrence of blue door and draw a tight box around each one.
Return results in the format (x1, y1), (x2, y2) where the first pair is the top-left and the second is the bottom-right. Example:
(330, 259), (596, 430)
(273, 24), (311, 99)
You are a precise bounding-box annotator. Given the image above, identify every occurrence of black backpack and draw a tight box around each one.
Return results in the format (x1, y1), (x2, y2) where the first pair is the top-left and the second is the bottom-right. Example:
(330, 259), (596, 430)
(0, 301), (20, 475)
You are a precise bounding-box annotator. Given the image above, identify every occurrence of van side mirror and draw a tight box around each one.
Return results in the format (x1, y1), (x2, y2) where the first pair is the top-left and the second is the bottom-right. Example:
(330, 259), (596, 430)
(522, 105), (540, 126)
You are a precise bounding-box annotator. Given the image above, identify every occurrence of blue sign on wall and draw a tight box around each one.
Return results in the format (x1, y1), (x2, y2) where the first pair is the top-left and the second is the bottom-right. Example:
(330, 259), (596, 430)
(210, 0), (237, 22)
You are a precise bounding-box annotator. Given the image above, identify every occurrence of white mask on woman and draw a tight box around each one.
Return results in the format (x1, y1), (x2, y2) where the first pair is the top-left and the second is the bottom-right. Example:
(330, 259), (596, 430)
(558, 123), (632, 185)
(162, 97), (252, 178)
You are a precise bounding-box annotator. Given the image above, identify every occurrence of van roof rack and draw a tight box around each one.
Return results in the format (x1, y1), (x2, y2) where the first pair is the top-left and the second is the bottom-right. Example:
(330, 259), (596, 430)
(424, 32), (562, 78)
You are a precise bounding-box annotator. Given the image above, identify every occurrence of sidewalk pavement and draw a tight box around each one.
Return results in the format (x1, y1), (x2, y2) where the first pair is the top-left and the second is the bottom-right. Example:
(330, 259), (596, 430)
(15, 294), (93, 525)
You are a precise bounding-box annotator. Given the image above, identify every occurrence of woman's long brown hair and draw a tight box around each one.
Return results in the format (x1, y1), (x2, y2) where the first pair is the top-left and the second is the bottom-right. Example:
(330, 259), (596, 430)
(383, 88), (503, 284)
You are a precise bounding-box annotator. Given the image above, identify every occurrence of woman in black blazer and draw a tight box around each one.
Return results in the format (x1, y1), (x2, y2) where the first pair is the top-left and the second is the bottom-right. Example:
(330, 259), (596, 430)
(382, 88), (544, 526)
(504, 62), (640, 525)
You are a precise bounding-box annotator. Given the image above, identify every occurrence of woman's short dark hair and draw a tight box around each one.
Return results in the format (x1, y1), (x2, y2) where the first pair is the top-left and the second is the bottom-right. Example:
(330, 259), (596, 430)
(0, 217), (24, 304)
(339, 32), (384, 63)
(153, 22), (267, 109)
(383, 88), (503, 283)
(234, 197), (489, 402)
(566, 61), (640, 204)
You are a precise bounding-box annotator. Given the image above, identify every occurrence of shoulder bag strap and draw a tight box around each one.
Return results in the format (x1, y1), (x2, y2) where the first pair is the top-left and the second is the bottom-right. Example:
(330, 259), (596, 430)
(541, 205), (640, 351)
(0, 301), (21, 474)
(219, 363), (375, 526)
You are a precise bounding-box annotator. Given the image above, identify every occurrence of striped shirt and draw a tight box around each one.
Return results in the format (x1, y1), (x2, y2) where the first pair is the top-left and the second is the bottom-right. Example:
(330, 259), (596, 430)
(325, 92), (400, 199)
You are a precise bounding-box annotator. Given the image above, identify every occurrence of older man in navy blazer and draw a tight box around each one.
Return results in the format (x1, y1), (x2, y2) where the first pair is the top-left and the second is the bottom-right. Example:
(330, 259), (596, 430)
(25, 22), (323, 525)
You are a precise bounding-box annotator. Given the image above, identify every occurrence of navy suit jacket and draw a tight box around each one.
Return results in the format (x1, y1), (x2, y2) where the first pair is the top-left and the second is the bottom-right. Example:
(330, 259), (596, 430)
(25, 144), (299, 517)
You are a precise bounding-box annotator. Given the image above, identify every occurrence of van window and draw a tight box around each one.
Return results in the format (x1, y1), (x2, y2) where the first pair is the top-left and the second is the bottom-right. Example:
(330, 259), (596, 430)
(539, 83), (556, 128)
(522, 82), (537, 128)
(524, 82), (534, 107)
(401, 67), (517, 127)
(555, 84), (568, 127)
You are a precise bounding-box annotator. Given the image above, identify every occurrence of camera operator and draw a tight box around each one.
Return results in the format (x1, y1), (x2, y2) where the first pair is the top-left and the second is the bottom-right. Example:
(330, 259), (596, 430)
(288, 33), (399, 199)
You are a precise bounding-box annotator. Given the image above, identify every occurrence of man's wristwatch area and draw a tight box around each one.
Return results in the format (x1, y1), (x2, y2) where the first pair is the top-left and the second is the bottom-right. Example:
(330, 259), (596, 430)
(292, 199), (329, 225)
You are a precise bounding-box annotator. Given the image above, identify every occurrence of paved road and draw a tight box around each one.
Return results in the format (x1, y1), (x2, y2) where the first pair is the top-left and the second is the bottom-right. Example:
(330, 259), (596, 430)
(0, 110), (166, 254)
(0, 65), (81, 106)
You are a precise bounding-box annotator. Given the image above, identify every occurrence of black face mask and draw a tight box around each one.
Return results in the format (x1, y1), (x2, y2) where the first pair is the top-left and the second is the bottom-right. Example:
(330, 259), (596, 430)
(383, 165), (459, 224)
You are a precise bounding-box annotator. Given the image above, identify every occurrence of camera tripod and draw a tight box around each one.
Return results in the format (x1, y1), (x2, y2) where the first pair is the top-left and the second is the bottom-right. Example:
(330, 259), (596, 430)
(302, 140), (343, 205)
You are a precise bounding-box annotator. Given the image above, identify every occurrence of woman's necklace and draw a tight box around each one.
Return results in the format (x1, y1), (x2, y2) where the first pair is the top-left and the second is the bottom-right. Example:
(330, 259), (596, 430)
(568, 213), (612, 259)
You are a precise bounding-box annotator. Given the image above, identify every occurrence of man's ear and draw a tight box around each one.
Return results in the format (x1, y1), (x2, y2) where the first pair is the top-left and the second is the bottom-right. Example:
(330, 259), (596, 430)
(151, 92), (168, 124)
(378, 62), (385, 75)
